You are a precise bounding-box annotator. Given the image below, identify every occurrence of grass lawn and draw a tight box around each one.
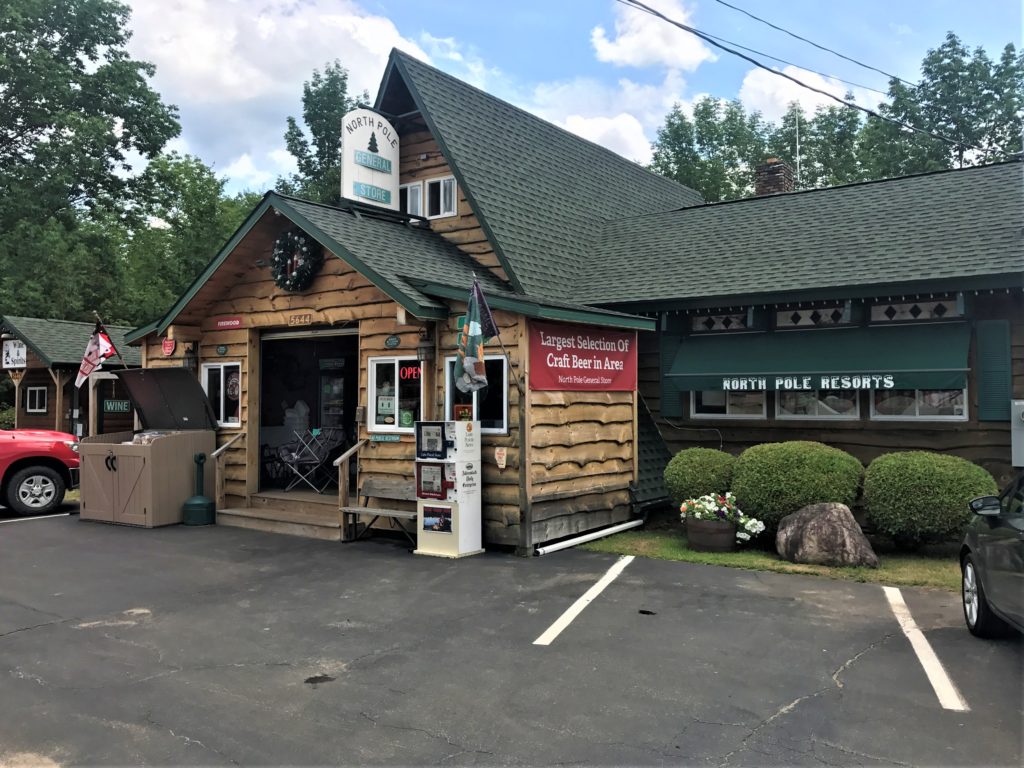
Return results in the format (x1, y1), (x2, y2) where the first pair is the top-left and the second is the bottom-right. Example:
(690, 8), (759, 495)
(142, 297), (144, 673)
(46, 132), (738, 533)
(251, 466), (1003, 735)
(582, 529), (961, 591)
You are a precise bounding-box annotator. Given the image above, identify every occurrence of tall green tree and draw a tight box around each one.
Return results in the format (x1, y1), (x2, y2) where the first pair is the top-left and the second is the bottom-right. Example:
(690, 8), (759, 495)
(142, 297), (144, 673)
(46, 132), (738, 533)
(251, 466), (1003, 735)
(0, 0), (179, 321)
(858, 33), (1023, 178)
(278, 61), (369, 204)
(651, 97), (768, 202)
(0, 0), (180, 223)
(119, 154), (261, 325)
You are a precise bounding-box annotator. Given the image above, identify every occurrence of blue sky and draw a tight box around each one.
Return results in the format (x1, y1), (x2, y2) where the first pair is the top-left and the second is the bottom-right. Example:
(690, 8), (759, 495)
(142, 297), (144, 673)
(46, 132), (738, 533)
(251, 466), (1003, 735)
(122, 0), (1021, 194)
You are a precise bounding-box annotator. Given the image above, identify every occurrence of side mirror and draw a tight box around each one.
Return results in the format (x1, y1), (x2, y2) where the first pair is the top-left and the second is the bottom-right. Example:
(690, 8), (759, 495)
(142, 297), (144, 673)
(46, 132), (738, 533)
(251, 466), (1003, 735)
(969, 496), (1001, 516)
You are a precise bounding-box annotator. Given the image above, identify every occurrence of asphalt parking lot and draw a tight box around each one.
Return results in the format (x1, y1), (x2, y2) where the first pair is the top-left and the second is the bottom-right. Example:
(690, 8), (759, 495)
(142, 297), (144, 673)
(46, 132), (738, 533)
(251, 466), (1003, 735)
(1, 516), (1021, 767)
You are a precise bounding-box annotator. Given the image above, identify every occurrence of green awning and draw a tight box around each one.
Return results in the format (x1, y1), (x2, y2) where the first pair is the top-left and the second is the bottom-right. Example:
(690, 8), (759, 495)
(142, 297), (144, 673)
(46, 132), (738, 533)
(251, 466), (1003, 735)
(666, 323), (971, 391)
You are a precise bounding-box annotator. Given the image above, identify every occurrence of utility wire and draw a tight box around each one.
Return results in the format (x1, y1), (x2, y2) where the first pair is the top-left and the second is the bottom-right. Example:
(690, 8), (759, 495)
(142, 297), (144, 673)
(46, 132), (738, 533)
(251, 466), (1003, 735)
(698, 29), (889, 97)
(617, 0), (1009, 158)
(711, 0), (919, 90)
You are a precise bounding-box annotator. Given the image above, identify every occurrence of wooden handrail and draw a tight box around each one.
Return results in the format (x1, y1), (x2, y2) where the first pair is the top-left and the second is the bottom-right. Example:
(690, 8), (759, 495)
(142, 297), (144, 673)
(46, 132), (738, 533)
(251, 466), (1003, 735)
(212, 432), (244, 458)
(335, 439), (367, 514)
(333, 438), (366, 467)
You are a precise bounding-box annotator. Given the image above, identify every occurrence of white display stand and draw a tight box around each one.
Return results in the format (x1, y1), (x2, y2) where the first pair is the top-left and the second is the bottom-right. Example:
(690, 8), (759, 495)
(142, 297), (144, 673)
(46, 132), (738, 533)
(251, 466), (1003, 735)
(414, 420), (484, 558)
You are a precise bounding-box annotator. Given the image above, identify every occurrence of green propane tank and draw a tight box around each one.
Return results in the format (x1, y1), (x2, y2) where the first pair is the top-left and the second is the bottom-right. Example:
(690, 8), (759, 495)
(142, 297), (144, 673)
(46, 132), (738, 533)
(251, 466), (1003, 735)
(182, 452), (215, 525)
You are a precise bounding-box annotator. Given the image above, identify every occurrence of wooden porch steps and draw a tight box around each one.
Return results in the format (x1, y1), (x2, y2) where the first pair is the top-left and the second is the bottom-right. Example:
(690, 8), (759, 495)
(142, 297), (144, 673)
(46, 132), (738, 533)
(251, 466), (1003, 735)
(217, 490), (345, 541)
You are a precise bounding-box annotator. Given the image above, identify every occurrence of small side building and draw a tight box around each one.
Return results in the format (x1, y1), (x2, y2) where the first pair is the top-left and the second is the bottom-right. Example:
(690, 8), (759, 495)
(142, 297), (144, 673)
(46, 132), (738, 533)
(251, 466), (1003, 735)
(1, 316), (141, 436)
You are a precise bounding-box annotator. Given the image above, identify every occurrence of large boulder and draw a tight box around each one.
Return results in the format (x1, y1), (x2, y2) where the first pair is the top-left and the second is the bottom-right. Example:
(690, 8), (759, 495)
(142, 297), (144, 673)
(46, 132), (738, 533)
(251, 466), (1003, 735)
(776, 502), (879, 568)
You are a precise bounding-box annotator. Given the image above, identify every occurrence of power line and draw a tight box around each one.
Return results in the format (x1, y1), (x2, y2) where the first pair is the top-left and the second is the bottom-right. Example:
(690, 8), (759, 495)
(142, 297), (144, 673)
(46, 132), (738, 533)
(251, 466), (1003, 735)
(617, 0), (1008, 158)
(711, 0), (919, 90)
(698, 29), (889, 97)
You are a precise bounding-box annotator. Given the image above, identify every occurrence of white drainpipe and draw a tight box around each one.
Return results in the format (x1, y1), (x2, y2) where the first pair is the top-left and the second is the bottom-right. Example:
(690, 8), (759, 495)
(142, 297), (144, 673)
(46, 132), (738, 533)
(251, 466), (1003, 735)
(535, 518), (644, 556)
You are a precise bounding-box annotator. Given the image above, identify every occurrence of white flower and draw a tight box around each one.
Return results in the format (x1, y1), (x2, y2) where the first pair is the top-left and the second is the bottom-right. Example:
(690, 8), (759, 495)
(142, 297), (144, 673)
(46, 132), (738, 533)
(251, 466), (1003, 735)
(736, 532), (750, 541)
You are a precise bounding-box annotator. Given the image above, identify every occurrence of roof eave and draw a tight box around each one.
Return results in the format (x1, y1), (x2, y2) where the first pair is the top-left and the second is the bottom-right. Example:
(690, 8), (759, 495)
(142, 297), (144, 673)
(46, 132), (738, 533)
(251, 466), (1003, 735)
(410, 281), (655, 331)
(596, 272), (1024, 313)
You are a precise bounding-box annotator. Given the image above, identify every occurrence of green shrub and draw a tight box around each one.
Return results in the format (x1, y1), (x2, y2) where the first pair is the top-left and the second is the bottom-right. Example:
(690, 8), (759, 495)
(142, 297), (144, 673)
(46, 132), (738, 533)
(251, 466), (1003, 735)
(663, 448), (735, 505)
(732, 441), (863, 530)
(0, 405), (13, 430)
(864, 452), (998, 547)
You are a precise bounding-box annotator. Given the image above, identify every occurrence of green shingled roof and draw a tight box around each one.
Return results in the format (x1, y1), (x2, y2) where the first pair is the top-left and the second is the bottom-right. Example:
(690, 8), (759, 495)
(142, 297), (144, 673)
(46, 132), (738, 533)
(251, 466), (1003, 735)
(276, 195), (654, 330)
(0, 316), (141, 367)
(135, 193), (654, 342)
(582, 161), (1024, 307)
(383, 50), (704, 301)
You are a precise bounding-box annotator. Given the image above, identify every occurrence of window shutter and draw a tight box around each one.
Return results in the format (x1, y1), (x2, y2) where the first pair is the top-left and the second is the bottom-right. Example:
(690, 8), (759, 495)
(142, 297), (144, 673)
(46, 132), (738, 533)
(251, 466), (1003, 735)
(659, 333), (684, 418)
(975, 320), (1011, 421)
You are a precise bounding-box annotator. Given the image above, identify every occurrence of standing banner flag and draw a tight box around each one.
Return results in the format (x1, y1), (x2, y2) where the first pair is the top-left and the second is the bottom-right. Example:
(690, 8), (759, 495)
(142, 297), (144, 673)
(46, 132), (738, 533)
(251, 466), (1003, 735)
(75, 322), (118, 388)
(454, 278), (499, 393)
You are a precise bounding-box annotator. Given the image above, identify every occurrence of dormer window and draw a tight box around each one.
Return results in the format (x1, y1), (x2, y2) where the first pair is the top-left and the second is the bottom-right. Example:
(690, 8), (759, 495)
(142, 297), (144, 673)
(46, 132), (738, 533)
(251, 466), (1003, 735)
(426, 176), (457, 219)
(399, 182), (423, 217)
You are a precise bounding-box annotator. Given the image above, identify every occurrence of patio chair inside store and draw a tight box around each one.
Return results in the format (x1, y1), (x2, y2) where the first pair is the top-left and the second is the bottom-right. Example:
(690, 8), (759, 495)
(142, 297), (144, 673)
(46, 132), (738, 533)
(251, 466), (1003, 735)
(277, 427), (346, 493)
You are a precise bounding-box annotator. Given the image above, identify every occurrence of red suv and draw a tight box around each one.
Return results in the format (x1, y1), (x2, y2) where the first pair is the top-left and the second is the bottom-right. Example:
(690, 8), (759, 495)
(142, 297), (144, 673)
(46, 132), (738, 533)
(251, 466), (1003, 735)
(0, 429), (80, 515)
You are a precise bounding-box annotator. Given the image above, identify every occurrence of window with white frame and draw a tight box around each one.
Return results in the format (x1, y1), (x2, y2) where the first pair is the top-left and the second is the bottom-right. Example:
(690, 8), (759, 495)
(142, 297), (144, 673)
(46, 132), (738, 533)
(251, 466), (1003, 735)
(369, 357), (423, 432)
(201, 362), (241, 427)
(25, 386), (47, 413)
(691, 390), (765, 419)
(444, 356), (508, 433)
(399, 182), (423, 217)
(870, 388), (967, 421)
(777, 389), (860, 419)
(425, 176), (457, 219)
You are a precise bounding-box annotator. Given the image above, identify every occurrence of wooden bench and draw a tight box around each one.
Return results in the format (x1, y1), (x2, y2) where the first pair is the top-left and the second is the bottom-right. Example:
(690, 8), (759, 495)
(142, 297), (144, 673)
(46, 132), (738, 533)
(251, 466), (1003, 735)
(341, 476), (417, 546)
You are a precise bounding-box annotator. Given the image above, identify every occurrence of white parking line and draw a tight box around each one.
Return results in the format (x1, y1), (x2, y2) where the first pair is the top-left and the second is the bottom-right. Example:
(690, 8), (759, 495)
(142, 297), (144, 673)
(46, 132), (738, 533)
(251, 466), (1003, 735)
(533, 555), (634, 646)
(883, 586), (969, 712)
(0, 513), (70, 524)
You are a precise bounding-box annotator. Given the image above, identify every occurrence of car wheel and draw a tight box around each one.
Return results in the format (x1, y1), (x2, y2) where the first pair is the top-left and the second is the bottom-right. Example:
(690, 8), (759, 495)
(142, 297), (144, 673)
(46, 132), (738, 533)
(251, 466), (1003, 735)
(962, 554), (1009, 638)
(5, 467), (65, 516)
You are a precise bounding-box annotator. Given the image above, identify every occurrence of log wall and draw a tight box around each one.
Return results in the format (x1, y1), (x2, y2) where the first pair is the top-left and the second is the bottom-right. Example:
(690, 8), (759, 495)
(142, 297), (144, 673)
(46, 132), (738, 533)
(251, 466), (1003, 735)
(528, 389), (635, 542)
(643, 293), (1023, 487)
(399, 130), (509, 284)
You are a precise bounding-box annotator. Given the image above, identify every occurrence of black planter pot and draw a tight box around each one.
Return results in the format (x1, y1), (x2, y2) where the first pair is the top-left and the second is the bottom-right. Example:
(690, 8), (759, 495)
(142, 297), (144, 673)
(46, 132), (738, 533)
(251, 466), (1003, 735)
(686, 518), (737, 552)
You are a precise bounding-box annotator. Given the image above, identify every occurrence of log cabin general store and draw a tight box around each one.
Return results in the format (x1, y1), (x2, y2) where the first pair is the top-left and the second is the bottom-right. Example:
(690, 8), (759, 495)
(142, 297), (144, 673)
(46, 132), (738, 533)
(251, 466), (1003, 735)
(125, 49), (1024, 551)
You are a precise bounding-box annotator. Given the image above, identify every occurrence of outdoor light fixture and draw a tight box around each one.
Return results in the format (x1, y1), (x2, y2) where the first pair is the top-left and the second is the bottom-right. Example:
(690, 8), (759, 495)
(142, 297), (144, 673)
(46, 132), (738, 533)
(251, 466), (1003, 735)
(182, 342), (198, 374)
(416, 330), (435, 362)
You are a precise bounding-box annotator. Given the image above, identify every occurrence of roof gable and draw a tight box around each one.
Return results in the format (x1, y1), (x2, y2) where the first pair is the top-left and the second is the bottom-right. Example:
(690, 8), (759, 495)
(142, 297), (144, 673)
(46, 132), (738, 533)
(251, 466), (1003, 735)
(380, 49), (703, 302)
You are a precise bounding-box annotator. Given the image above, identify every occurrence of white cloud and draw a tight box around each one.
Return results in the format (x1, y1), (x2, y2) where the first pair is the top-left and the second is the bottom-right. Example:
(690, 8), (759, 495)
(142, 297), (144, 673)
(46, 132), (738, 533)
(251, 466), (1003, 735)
(889, 22), (913, 36)
(419, 33), (503, 91)
(123, 0), (430, 192)
(738, 65), (875, 122)
(591, 0), (714, 71)
(562, 114), (652, 164)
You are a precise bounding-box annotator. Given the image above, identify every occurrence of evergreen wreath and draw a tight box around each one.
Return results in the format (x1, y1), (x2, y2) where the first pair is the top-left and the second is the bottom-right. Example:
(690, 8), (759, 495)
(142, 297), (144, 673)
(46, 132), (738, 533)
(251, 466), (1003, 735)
(270, 227), (323, 292)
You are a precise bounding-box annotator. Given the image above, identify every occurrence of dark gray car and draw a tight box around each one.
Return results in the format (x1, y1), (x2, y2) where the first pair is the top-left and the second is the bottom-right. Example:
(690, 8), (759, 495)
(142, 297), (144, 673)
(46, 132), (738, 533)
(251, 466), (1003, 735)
(961, 475), (1024, 637)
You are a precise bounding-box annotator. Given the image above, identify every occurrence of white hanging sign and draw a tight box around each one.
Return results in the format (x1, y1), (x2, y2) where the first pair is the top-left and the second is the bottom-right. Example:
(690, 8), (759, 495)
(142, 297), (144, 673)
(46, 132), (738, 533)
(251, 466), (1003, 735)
(2, 339), (27, 369)
(340, 108), (400, 211)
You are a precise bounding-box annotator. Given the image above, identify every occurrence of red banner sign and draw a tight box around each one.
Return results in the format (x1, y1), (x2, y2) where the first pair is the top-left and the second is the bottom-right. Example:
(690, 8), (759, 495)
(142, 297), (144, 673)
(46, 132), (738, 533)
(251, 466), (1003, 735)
(529, 321), (637, 391)
(161, 338), (176, 356)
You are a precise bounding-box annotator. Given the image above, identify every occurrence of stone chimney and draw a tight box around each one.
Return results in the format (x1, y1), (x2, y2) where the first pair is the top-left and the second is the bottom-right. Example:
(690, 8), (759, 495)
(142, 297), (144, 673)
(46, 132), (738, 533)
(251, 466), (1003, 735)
(754, 157), (795, 196)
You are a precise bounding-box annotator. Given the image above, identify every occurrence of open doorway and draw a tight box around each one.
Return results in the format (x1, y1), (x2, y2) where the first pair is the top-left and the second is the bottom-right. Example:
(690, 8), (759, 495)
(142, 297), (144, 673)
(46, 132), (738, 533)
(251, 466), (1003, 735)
(259, 330), (358, 492)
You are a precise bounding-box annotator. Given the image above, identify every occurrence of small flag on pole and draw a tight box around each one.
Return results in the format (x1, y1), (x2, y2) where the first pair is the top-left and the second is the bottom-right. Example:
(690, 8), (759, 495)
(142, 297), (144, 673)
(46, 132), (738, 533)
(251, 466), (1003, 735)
(75, 322), (118, 388)
(454, 278), (499, 393)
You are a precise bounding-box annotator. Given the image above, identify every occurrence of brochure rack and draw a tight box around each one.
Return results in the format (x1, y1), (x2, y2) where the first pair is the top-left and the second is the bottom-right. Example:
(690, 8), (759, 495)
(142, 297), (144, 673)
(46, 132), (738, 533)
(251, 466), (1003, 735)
(413, 420), (484, 558)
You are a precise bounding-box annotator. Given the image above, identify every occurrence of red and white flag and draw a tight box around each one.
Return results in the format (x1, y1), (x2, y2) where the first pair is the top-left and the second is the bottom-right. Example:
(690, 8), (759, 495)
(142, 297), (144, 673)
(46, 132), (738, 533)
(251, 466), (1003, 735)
(75, 323), (117, 388)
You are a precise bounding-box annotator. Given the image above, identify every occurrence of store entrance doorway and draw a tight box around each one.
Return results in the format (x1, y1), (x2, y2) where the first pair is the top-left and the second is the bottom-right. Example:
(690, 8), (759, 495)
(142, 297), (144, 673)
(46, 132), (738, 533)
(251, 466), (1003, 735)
(258, 329), (358, 492)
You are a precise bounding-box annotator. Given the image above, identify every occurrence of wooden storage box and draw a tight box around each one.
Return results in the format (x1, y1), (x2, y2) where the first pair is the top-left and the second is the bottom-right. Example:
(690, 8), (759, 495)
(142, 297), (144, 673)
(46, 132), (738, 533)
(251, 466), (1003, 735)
(79, 368), (218, 528)
(80, 430), (215, 527)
